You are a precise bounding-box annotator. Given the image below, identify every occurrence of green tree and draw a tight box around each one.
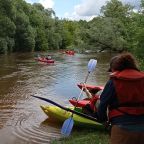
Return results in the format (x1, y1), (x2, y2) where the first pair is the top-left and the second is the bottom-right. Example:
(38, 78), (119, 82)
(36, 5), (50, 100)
(35, 28), (48, 51)
(14, 12), (35, 52)
(97, 0), (133, 51)
(0, 15), (16, 54)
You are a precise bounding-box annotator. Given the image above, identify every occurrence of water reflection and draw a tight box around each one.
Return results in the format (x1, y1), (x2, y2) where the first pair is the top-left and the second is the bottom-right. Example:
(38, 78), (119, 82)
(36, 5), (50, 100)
(0, 51), (113, 143)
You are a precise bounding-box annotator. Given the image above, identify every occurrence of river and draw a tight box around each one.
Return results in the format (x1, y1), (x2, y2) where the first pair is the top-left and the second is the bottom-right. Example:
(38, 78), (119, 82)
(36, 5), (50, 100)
(0, 51), (113, 144)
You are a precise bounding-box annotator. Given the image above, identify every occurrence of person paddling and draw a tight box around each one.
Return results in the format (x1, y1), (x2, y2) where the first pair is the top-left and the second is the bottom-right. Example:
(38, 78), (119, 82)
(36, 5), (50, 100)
(46, 55), (52, 60)
(97, 52), (144, 144)
(82, 83), (101, 116)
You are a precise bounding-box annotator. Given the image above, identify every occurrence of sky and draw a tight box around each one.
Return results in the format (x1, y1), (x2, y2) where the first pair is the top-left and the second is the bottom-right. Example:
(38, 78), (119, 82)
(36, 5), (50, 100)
(25, 0), (141, 21)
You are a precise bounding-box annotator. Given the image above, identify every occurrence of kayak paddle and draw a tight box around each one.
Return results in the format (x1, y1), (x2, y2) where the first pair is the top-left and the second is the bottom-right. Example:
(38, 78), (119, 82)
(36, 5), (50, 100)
(31, 95), (98, 121)
(61, 59), (97, 136)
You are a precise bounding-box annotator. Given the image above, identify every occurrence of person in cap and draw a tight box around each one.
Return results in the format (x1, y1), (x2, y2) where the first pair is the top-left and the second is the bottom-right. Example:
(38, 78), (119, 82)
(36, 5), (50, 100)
(97, 52), (144, 144)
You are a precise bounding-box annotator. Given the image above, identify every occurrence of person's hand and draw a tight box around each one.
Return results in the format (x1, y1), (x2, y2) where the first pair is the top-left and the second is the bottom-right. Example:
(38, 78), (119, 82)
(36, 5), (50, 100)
(83, 83), (88, 91)
(80, 82), (87, 91)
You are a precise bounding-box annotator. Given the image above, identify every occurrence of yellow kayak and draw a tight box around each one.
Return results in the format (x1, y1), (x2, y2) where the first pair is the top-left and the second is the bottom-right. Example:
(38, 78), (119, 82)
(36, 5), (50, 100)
(40, 105), (102, 127)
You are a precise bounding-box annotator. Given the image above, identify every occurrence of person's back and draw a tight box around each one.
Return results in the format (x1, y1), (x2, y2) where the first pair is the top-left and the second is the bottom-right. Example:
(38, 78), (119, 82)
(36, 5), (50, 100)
(109, 69), (144, 120)
(97, 52), (144, 144)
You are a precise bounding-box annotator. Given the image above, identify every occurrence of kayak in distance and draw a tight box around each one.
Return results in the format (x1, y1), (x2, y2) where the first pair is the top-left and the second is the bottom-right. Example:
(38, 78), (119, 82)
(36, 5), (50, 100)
(34, 54), (55, 63)
(35, 57), (55, 63)
(65, 50), (75, 55)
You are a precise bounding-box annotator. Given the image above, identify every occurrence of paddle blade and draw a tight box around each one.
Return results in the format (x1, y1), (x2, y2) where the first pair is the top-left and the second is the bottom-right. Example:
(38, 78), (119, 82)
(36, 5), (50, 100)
(61, 117), (74, 137)
(88, 59), (97, 72)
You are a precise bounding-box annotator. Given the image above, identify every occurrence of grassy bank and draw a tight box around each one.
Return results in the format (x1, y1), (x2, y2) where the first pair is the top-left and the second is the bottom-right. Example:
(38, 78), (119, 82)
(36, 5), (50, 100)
(51, 127), (109, 144)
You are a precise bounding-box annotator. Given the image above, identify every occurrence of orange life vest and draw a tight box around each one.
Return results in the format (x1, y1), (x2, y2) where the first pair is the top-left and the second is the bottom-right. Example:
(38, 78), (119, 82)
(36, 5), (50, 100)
(108, 69), (144, 119)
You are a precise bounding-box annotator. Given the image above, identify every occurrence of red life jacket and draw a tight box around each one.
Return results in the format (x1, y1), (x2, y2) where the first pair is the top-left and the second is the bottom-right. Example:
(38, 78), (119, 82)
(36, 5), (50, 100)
(108, 69), (144, 119)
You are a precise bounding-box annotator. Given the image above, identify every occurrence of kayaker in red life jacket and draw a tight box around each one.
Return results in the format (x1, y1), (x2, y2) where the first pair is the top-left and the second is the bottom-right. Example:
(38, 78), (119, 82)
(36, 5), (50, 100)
(97, 52), (144, 144)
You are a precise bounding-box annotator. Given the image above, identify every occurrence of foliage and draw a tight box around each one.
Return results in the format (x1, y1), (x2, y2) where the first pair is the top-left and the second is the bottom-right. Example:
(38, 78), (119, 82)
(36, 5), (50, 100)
(0, 0), (143, 58)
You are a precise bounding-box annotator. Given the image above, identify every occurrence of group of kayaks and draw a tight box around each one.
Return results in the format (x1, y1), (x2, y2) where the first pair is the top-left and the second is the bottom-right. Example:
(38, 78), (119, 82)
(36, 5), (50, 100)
(35, 50), (75, 64)
(40, 83), (104, 127)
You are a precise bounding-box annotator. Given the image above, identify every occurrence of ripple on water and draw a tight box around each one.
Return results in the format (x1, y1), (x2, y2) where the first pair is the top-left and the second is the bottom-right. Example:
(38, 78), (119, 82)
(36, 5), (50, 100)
(13, 117), (61, 144)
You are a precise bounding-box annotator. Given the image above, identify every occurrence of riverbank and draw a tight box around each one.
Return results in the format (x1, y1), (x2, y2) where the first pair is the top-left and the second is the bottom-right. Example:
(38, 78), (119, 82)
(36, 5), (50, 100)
(51, 128), (109, 144)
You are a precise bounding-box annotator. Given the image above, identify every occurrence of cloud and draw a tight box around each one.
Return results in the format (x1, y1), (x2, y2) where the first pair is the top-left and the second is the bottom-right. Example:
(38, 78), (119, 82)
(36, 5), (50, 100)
(74, 0), (140, 17)
(25, 0), (54, 8)
(65, 0), (141, 21)
(25, 0), (141, 21)
(64, 12), (97, 21)
(121, 0), (141, 8)
(74, 0), (107, 16)
(39, 0), (54, 8)
(25, 0), (34, 3)
(63, 0), (106, 21)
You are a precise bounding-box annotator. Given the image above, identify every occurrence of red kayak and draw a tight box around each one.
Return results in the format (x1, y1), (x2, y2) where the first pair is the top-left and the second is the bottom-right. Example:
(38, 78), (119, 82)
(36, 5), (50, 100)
(69, 84), (103, 107)
(77, 83), (104, 93)
(69, 95), (100, 108)
(35, 57), (55, 63)
(65, 50), (75, 55)
(69, 98), (90, 107)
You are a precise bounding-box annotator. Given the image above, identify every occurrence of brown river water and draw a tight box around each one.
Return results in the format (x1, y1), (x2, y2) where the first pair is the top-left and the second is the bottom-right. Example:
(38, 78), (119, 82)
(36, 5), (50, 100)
(0, 51), (113, 144)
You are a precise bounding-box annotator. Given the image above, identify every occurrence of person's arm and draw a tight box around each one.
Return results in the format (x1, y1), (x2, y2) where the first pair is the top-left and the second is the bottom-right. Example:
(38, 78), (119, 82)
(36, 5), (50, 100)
(83, 83), (92, 99)
(97, 79), (116, 122)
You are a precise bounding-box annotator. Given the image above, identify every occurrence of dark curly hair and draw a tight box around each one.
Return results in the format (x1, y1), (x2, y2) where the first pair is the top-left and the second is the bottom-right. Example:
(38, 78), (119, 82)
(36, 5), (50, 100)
(111, 52), (139, 71)
(108, 55), (119, 72)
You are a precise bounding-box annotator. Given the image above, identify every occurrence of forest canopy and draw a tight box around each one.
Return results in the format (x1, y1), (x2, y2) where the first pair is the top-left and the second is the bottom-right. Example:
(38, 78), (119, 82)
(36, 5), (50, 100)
(0, 0), (144, 57)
